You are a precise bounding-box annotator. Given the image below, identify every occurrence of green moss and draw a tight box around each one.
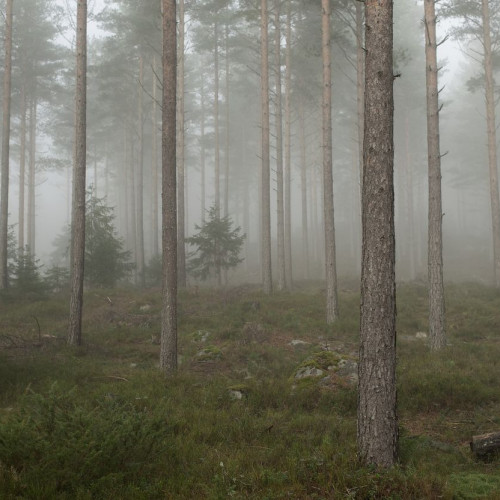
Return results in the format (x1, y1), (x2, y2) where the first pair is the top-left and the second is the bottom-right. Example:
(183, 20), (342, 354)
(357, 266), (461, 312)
(448, 473), (500, 499)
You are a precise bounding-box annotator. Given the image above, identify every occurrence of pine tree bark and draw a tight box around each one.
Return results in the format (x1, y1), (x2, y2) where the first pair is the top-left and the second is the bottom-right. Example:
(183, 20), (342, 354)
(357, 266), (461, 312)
(358, 0), (398, 468)
(0, 0), (13, 289)
(18, 86), (27, 251)
(275, 0), (285, 292)
(424, 0), (446, 350)
(68, 0), (87, 347)
(322, 0), (338, 323)
(481, 0), (500, 288)
(299, 98), (310, 279)
(261, 0), (272, 294)
(284, 0), (293, 290)
(160, 0), (177, 374)
(177, 0), (186, 288)
(152, 55), (159, 257)
(136, 55), (145, 287)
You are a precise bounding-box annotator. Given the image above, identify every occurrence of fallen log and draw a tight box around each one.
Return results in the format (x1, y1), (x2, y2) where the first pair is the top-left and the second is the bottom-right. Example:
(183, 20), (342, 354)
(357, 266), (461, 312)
(470, 432), (500, 457)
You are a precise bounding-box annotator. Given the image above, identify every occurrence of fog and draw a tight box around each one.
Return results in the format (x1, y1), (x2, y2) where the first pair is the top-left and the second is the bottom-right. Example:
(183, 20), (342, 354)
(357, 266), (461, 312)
(2, 0), (498, 286)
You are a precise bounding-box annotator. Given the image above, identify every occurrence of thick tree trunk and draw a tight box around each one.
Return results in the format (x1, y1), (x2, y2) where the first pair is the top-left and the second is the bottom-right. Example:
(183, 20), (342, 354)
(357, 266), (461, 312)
(68, 0), (87, 347)
(0, 0), (13, 289)
(284, 0), (293, 290)
(160, 0), (178, 374)
(358, 0), (398, 468)
(136, 55), (145, 287)
(481, 0), (500, 288)
(322, 0), (339, 323)
(261, 0), (272, 294)
(177, 0), (186, 288)
(275, 0), (285, 292)
(424, 0), (446, 350)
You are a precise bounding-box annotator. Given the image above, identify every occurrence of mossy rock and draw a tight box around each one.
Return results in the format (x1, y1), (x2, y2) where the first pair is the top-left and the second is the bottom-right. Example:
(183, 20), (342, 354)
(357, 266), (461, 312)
(196, 345), (222, 362)
(191, 330), (210, 343)
(292, 350), (357, 383)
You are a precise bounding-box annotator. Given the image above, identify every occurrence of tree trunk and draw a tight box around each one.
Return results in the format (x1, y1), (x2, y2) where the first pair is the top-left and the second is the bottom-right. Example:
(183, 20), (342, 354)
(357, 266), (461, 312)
(356, 1), (364, 197)
(481, 0), (500, 287)
(214, 19), (221, 217)
(152, 55), (159, 257)
(160, 0), (178, 374)
(299, 98), (310, 279)
(200, 66), (206, 223)
(27, 96), (37, 255)
(224, 20), (230, 219)
(424, 0), (446, 350)
(358, 0), (398, 468)
(68, 0), (87, 347)
(177, 0), (186, 288)
(0, 0), (13, 289)
(404, 112), (416, 280)
(275, 0), (285, 292)
(136, 55), (145, 287)
(322, 0), (338, 323)
(18, 86), (27, 251)
(284, 0), (293, 290)
(261, 0), (272, 294)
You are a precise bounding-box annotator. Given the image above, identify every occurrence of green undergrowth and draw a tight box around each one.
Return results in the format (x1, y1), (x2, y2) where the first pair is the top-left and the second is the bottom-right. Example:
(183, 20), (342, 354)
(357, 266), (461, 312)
(0, 281), (499, 498)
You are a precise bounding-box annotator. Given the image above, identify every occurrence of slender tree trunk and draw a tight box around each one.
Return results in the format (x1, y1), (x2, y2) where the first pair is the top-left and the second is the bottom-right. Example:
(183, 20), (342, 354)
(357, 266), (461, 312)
(128, 129), (137, 278)
(322, 0), (338, 323)
(224, 21), (230, 218)
(200, 67), (206, 223)
(358, 0), (398, 468)
(284, 0), (293, 290)
(68, 0), (87, 346)
(356, 1), (364, 196)
(177, 0), (186, 288)
(27, 95), (37, 255)
(160, 0), (177, 374)
(18, 86), (27, 251)
(136, 56), (145, 287)
(425, 0), (446, 349)
(261, 0), (272, 294)
(214, 19), (221, 216)
(481, 0), (500, 287)
(0, 0), (13, 289)
(404, 113), (416, 280)
(299, 98), (309, 279)
(152, 55), (159, 257)
(275, 0), (285, 291)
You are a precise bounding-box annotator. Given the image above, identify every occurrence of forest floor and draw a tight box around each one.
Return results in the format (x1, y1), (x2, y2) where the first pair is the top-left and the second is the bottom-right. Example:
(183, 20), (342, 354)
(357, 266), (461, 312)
(1, 280), (500, 499)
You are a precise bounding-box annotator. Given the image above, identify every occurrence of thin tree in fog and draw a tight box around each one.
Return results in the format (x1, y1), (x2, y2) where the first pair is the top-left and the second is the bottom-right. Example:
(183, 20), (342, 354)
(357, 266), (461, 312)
(0, 0), (13, 290)
(284, 0), (293, 290)
(261, 0), (272, 294)
(322, 0), (339, 323)
(160, 0), (178, 374)
(358, 0), (398, 468)
(177, 0), (187, 288)
(274, 0), (285, 292)
(424, 0), (446, 350)
(137, 55), (145, 287)
(68, 0), (87, 346)
(152, 55), (160, 257)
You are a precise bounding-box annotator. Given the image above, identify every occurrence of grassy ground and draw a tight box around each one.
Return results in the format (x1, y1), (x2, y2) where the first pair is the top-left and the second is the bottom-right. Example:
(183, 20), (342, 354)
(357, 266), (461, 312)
(0, 281), (500, 499)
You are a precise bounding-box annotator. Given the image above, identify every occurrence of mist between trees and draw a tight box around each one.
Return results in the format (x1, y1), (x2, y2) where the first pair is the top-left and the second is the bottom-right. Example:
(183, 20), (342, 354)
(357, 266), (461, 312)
(0, 0), (497, 287)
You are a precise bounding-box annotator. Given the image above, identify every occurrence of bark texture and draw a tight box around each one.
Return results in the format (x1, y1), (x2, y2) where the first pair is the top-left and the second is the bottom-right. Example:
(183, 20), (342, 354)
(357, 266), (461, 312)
(322, 0), (338, 324)
(68, 0), (87, 346)
(425, 0), (446, 350)
(0, 0), (13, 289)
(261, 0), (272, 294)
(358, 0), (398, 468)
(481, 0), (500, 288)
(160, 0), (178, 374)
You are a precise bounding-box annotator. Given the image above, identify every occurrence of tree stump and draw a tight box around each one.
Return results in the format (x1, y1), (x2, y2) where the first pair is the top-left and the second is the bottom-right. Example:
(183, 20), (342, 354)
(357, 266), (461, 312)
(470, 432), (500, 457)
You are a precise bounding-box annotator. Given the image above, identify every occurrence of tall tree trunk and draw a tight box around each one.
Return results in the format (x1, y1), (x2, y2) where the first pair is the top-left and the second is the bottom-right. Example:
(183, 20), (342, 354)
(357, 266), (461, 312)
(322, 0), (338, 323)
(214, 19), (221, 216)
(404, 113), (416, 280)
(299, 98), (310, 279)
(261, 0), (272, 294)
(136, 55), (145, 287)
(275, 0), (285, 291)
(18, 86), (27, 251)
(128, 129), (137, 278)
(27, 95), (37, 255)
(68, 0), (87, 346)
(200, 66), (206, 223)
(356, 1), (364, 196)
(0, 0), (13, 289)
(160, 0), (178, 374)
(152, 55), (159, 257)
(284, 0), (293, 290)
(358, 0), (398, 468)
(425, 0), (446, 350)
(481, 0), (500, 287)
(177, 0), (186, 288)
(224, 20), (230, 218)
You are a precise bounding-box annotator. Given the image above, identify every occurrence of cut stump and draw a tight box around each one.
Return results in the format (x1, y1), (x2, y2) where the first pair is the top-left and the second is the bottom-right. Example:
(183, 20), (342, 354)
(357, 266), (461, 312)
(471, 432), (500, 457)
